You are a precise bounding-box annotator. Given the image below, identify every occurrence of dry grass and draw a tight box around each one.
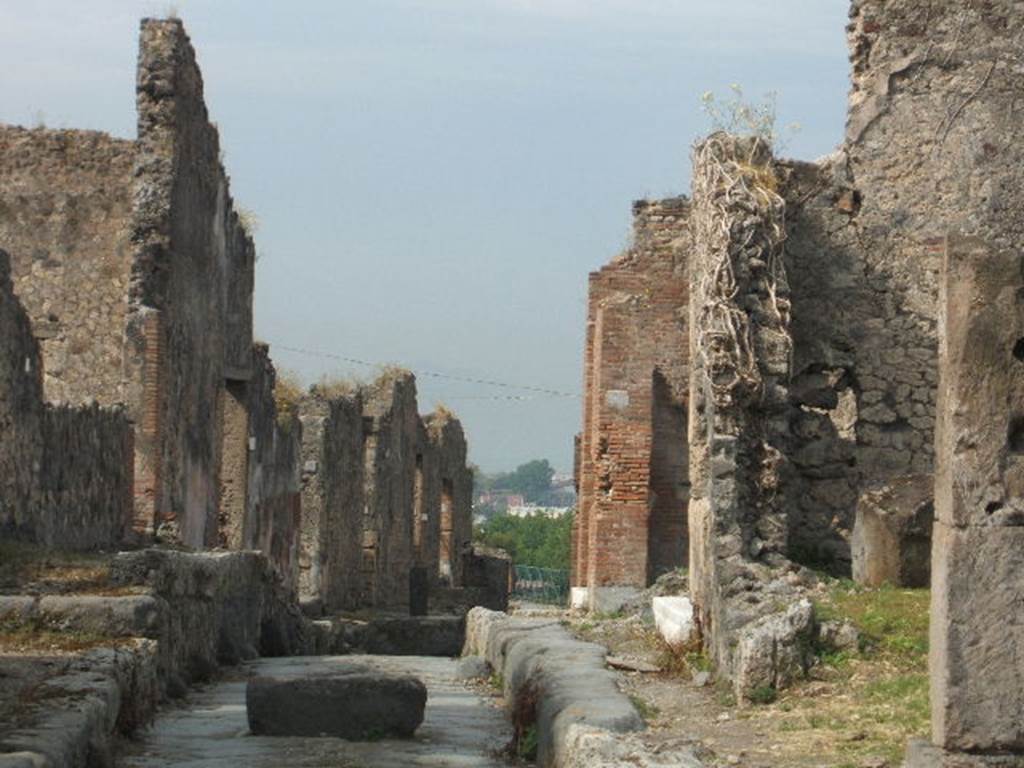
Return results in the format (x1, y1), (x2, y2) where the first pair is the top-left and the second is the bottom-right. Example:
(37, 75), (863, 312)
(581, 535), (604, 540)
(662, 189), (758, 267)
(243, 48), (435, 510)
(273, 369), (305, 427)
(0, 619), (121, 654)
(0, 540), (129, 595)
(313, 373), (362, 400)
(375, 364), (413, 383)
(735, 160), (780, 193)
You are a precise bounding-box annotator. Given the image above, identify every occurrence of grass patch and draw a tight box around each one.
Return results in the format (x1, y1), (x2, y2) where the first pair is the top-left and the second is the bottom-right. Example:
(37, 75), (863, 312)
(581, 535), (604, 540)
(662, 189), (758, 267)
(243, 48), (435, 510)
(764, 580), (931, 766)
(0, 540), (122, 594)
(0, 618), (120, 654)
(817, 581), (929, 667)
(628, 693), (660, 722)
(748, 685), (778, 705)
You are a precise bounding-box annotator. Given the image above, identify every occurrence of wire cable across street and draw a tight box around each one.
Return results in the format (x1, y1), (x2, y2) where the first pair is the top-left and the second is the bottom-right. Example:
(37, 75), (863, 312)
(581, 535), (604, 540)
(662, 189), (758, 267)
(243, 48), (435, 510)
(271, 342), (582, 399)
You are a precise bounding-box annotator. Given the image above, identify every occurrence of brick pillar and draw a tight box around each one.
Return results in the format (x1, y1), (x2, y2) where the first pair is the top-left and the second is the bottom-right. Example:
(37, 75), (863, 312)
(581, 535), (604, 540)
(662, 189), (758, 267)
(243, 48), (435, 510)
(584, 303), (653, 611)
(908, 237), (1024, 766)
(124, 306), (164, 540)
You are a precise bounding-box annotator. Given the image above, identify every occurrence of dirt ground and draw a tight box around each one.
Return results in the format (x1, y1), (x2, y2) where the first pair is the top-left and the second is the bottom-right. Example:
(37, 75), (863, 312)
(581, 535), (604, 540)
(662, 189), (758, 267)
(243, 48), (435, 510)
(551, 574), (929, 768)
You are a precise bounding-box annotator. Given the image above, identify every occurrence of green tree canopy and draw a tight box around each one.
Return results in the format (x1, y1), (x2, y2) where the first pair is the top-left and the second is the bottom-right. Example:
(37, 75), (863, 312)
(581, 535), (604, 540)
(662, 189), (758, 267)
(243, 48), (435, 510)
(489, 459), (555, 503)
(474, 510), (572, 570)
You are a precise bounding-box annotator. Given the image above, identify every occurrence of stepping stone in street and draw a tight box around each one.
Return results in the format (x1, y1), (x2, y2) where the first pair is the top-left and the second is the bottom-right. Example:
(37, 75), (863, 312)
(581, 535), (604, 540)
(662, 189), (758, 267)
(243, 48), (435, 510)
(246, 670), (428, 739)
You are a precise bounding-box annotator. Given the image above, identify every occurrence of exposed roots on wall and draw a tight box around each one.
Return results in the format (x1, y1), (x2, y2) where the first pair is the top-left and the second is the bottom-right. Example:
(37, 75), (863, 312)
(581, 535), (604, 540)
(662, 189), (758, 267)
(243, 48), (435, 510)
(694, 132), (791, 411)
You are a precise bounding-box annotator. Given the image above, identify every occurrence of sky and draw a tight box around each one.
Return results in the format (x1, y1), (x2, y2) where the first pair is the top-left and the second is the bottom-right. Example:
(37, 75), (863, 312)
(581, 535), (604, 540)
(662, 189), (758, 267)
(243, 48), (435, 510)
(0, 0), (851, 473)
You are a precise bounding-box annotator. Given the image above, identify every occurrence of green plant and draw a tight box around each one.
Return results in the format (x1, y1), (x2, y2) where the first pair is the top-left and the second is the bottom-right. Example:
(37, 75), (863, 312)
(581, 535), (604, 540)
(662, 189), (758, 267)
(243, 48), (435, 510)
(517, 724), (539, 761)
(748, 685), (778, 705)
(699, 84), (800, 152)
(628, 694), (660, 722)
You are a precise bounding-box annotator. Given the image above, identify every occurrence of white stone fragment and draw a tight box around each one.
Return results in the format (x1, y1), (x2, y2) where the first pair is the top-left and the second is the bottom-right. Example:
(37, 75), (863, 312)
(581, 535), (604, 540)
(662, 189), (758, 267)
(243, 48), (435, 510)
(652, 596), (696, 649)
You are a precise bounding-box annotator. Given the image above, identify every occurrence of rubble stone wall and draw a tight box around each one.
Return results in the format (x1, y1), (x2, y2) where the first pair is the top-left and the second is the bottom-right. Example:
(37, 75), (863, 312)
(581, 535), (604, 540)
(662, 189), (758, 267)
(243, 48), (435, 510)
(127, 19), (256, 546)
(298, 386), (365, 611)
(0, 127), (136, 407)
(242, 345), (302, 591)
(841, 0), (1024, 758)
(423, 409), (473, 586)
(688, 135), (815, 699)
(0, 250), (134, 550)
(360, 372), (420, 607)
(575, 198), (690, 605)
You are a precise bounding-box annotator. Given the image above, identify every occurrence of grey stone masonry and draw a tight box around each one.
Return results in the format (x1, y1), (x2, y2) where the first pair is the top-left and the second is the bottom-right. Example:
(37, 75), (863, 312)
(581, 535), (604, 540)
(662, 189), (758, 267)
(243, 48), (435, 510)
(688, 134), (814, 701)
(927, 238), (1024, 756)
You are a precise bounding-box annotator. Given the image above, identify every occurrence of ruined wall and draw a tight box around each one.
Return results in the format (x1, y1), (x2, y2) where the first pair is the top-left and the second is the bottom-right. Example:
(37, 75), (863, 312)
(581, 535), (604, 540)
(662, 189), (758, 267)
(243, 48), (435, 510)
(575, 197), (690, 607)
(127, 19), (256, 544)
(688, 135), (814, 700)
(0, 249), (47, 538)
(360, 371), (420, 607)
(0, 250), (134, 550)
(239, 345), (302, 591)
(828, 0), (1024, 761)
(778, 0), (1006, 572)
(414, 420), (442, 580)
(0, 127), (136, 407)
(298, 385), (365, 612)
(423, 409), (474, 586)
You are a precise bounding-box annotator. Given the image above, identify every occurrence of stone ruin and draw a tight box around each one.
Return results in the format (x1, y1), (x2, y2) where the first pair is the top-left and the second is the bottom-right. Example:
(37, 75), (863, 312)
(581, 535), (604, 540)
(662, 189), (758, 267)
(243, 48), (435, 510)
(2, 1), (1024, 766)
(576, 0), (1024, 762)
(0, 17), (481, 611)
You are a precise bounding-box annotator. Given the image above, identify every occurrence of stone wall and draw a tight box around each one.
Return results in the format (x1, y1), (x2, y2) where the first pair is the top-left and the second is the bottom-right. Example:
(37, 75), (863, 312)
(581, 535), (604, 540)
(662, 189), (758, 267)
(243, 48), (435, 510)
(851, 0), (1024, 762)
(239, 345), (302, 591)
(574, 197), (690, 610)
(423, 408), (474, 586)
(0, 19), (262, 552)
(0, 250), (134, 550)
(127, 19), (256, 546)
(0, 250), (45, 538)
(360, 371), (420, 607)
(0, 127), (136, 407)
(298, 385), (365, 612)
(687, 135), (814, 700)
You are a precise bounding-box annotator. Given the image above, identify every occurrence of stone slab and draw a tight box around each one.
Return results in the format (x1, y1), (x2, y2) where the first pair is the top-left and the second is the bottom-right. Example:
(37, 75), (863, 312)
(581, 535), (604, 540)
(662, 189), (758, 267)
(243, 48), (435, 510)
(246, 671), (427, 739)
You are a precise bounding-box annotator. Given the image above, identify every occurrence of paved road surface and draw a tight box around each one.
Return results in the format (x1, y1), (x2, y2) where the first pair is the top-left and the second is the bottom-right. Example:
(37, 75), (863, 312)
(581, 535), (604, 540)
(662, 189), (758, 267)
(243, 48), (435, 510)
(119, 655), (513, 768)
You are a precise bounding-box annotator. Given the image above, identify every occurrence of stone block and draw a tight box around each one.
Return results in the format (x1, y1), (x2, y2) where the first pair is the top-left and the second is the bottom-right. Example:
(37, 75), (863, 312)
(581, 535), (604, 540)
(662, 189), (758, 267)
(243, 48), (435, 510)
(569, 587), (589, 609)
(931, 521), (1024, 752)
(907, 739), (1024, 767)
(246, 671), (427, 739)
(733, 599), (815, 703)
(851, 474), (933, 587)
(652, 596), (696, 649)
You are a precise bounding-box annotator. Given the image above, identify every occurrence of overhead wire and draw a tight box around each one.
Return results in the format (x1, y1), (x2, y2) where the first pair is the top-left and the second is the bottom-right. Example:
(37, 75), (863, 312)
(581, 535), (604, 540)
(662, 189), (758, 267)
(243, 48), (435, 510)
(270, 342), (581, 399)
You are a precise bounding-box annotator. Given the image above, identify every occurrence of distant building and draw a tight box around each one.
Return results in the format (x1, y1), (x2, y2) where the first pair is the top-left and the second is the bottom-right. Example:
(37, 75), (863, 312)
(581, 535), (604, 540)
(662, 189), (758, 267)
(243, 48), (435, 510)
(476, 492), (525, 508)
(506, 505), (571, 520)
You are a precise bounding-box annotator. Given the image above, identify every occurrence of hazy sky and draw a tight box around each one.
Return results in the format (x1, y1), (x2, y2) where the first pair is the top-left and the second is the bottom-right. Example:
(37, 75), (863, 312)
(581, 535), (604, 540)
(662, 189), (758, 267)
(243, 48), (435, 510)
(0, 1), (850, 472)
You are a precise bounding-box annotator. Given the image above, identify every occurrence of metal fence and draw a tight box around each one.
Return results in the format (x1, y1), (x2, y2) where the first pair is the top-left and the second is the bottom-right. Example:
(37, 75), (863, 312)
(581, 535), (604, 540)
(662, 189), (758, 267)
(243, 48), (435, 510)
(512, 565), (570, 605)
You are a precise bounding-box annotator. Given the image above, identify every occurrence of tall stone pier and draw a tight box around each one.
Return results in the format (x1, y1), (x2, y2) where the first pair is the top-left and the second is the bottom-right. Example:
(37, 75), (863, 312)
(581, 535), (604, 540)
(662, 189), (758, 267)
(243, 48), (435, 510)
(688, 133), (814, 700)
(908, 239), (1024, 766)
